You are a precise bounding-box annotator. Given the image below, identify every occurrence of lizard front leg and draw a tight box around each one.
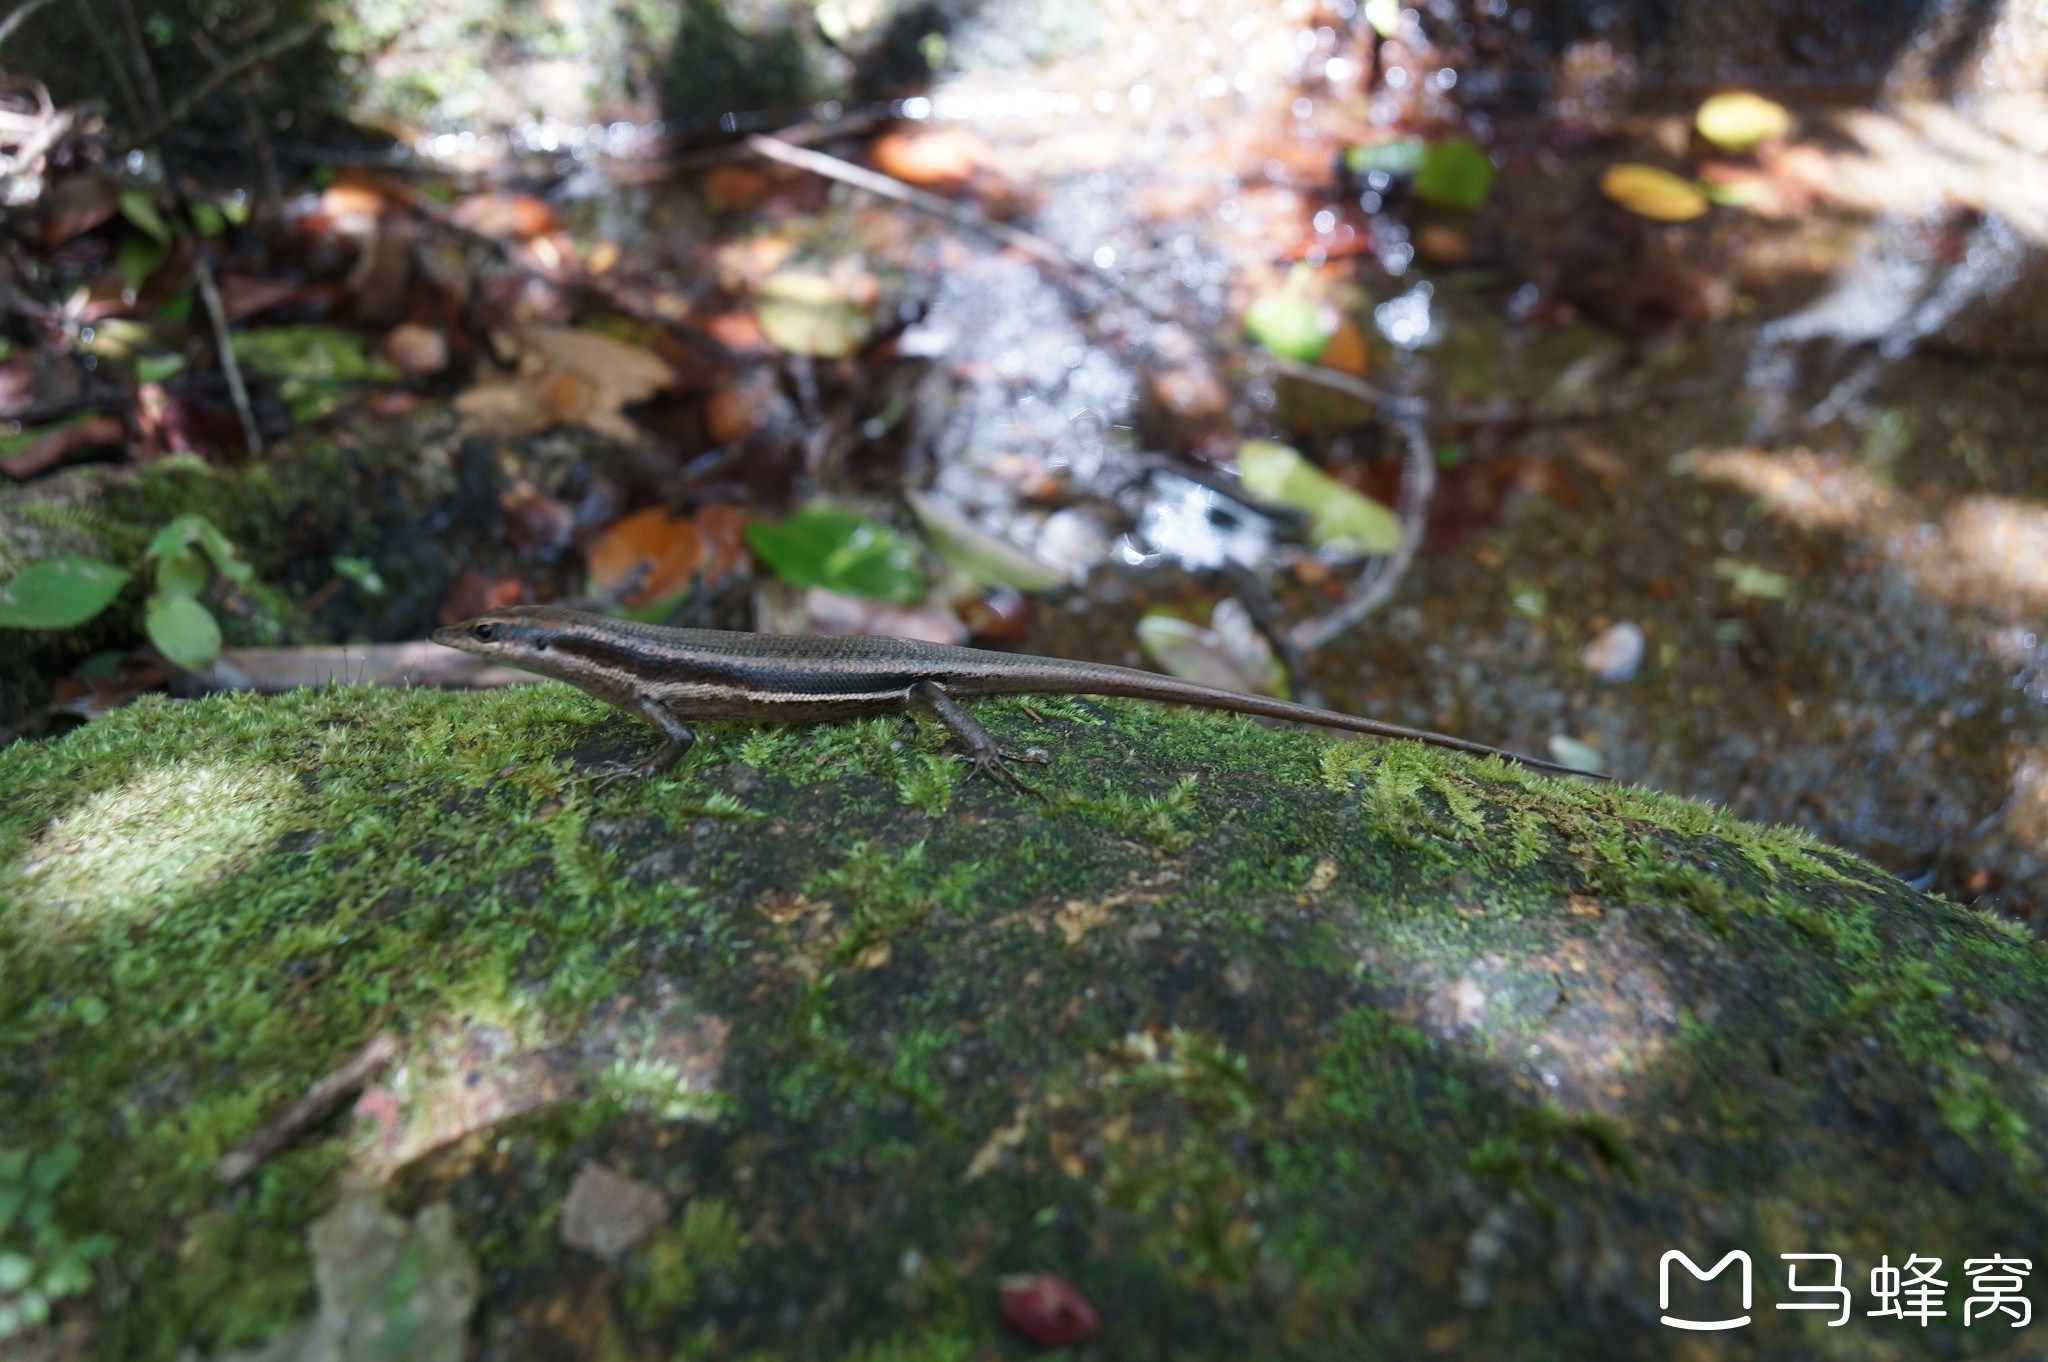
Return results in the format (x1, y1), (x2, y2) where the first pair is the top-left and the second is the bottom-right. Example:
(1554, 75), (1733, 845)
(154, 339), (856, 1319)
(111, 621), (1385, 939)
(598, 693), (697, 782)
(906, 680), (1047, 795)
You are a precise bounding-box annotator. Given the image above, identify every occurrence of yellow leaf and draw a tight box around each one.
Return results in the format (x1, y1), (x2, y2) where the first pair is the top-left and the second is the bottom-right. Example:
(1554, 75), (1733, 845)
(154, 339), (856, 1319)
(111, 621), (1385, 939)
(1695, 92), (1791, 153)
(1599, 164), (1709, 222)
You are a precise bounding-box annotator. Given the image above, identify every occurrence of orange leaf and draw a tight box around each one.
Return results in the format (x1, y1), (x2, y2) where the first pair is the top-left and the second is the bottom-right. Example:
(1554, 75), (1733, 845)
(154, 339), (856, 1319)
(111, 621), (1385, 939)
(869, 129), (993, 190)
(449, 192), (560, 240)
(1318, 316), (1371, 377)
(693, 504), (754, 579)
(586, 507), (705, 606)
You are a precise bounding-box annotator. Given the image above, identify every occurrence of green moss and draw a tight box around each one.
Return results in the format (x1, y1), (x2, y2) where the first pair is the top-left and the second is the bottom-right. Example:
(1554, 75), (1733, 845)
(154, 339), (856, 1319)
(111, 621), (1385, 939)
(5, 683), (2047, 1359)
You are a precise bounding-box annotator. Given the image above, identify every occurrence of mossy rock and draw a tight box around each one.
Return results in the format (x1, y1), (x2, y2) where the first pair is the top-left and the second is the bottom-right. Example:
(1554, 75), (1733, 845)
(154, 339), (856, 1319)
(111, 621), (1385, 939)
(4, 682), (2047, 1358)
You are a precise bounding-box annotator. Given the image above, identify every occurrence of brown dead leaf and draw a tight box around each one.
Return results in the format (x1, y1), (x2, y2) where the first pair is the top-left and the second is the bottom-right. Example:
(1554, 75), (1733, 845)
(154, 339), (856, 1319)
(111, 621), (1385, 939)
(218, 274), (325, 322)
(869, 128), (995, 190)
(585, 507), (705, 607)
(704, 165), (771, 211)
(438, 570), (527, 626)
(43, 174), (121, 247)
(700, 309), (767, 352)
(693, 503), (754, 578)
(503, 487), (576, 558)
(454, 325), (674, 440)
(380, 322), (448, 376)
(449, 192), (560, 240)
(1318, 315), (1371, 377)
(0, 414), (124, 479)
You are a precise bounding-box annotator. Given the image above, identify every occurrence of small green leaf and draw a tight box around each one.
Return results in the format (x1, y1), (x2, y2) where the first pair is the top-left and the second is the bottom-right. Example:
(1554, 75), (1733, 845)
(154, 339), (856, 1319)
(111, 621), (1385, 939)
(1713, 558), (1793, 600)
(39, 1253), (93, 1298)
(153, 547), (210, 598)
(135, 352), (186, 384)
(332, 555), (387, 597)
(72, 995), (108, 1027)
(1244, 289), (1328, 362)
(118, 189), (170, 243)
(222, 196), (251, 226)
(906, 491), (1064, 592)
(0, 558), (130, 629)
(0, 1252), (29, 1293)
(27, 1146), (78, 1192)
(1346, 136), (1424, 178)
(744, 506), (924, 603)
(190, 200), (226, 237)
(755, 271), (873, 359)
(145, 593), (223, 670)
(1695, 91), (1791, 153)
(1236, 440), (1401, 556)
(157, 288), (194, 325)
(116, 234), (169, 293)
(1414, 136), (1496, 210)
(230, 325), (397, 423)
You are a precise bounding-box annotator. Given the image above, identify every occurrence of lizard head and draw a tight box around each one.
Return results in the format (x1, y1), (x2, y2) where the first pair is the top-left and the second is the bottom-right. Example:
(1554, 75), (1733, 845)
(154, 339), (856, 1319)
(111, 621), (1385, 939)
(430, 605), (587, 671)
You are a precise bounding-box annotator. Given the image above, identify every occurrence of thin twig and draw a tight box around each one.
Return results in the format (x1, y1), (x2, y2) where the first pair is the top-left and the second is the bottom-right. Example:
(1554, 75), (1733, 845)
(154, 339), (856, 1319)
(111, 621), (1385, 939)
(192, 254), (263, 456)
(131, 19), (321, 148)
(108, 0), (167, 127)
(215, 1032), (400, 1183)
(745, 133), (1085, 275)
(71, 0), (146, 134)
(1290, 403), (1436, 652)
(0, 0), (60, 51)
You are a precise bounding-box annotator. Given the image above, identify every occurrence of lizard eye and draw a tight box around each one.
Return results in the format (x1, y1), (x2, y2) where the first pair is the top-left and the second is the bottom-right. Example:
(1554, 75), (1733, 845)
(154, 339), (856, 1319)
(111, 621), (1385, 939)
(474, 623), (499, 642)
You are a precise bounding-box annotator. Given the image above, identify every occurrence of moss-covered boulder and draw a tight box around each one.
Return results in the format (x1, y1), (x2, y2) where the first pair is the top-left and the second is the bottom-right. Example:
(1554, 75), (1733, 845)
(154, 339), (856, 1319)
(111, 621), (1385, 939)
(4, 682), (2047, 1358)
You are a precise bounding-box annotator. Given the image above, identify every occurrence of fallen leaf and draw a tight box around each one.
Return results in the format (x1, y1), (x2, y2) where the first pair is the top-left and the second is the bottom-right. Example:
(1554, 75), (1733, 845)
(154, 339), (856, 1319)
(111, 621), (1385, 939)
(906, 491), (1065, 592)
(1318, 315), (1371, 377)
(693, 504), (754, 578)
(805, 588), (966, 643)
(437, 570), (526, 626)
(585, 506), (705, 609)
(503, 487), (576, 558)
(455, 326), (673, 439)
(1599, 163), (1709, 221)
(1237, 439), (1401, 556)
(704, 164), (770, 211)
(1713, 557), (1793, 599)
(0, 413), (124, 479)
(755, 270), (873, 359)
(217, 274), (325, 322)
(381, 323), (448, 376)
(45, 175), (123, 246)
(998, 1273), (1099, 1347)
(1547, 734), (1606, 775)
(1244, 287), (1330, 362)
(449, 192), (559, 240)
(1136, 602), (1284, 697)
(869, 128), (994, 190)
(1695, 91), (1792, 153)
(745, 505), (923, 602)
(1414, 135), (1496, 209)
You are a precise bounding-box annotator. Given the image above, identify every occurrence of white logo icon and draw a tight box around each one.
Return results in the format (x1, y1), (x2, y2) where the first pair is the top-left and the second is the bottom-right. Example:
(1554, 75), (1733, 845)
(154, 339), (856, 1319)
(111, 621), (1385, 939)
(1661, 1250), (1753, 1331)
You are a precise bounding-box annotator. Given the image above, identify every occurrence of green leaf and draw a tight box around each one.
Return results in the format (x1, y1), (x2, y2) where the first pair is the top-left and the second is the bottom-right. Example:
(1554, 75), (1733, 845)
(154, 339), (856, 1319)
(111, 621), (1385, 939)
(744, 506), (924, 603)
(190, 200), (226, 237)
(222, 196), (251, 226)
(332, 555), (387, 597)
(1414, 136), (1496, 210)
(1236, 440), (1401, 556)
(230, 325), (397, 423)
(153, 547), (210, 599)
(1713, 558), (1793, 600)
(0, 1252), (27, 1294)
(1244, 289), (1328, 362)
(116, 234), (169, 293)
(147, 513), (251, 585)
(0, 558), (130, 629)
(27, 1146), (78, 1192)
(39, 1252), (93, 1298)
(135, 351), (186, 384)
(906, 491), (1064, 592)
(118, 189), (170, 243)
(754, 271), (872, 358)
(1345, 136), (1424, 178)
(146, 592), (223, 670)
(1695, 91), (1791, 153)
(0, 412), (94, 458)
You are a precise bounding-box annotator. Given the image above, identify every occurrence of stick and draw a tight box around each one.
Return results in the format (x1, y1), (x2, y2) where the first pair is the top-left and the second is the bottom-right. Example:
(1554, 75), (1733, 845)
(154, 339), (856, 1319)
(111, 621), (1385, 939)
(108, 0), (166, 127)
(0, 0), (60, 51)
(745, 133), (1085, 275)
(215, 1032), (399, 1183)
(191, 254), (263, 456)
(1290, 404), (1436, 652)
(70, 0), (146, 134)
(131, 19), (322, 148)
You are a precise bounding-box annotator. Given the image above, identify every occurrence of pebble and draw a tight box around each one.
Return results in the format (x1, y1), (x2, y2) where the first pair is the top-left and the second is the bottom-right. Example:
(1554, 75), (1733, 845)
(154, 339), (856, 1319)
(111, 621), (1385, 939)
(1579, 621), (1646, 682)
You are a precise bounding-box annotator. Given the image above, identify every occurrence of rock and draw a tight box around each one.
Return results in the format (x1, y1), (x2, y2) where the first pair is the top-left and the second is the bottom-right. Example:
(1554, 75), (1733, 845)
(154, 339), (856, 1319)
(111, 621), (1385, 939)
(559, 1164), (670, 1262)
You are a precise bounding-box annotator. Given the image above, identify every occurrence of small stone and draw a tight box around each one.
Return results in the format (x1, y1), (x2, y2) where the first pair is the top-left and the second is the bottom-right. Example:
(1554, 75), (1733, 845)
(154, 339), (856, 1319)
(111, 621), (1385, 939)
(560, 1163), (669, 1261)
(1579, 621), (1646, 682)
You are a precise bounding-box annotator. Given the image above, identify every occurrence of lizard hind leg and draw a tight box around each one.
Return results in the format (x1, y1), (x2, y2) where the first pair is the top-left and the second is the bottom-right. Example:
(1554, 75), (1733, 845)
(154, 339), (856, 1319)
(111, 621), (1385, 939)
(905, 680), (1048, 796)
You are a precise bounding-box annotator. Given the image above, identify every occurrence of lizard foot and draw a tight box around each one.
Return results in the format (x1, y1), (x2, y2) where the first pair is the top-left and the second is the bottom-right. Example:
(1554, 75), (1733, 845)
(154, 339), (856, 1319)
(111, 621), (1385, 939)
(964, 746), (1050, 798)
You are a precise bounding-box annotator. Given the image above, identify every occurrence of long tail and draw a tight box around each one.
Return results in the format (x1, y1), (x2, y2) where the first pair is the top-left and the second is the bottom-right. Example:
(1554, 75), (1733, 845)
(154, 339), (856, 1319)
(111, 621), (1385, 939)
(978, 658), (1606, 780)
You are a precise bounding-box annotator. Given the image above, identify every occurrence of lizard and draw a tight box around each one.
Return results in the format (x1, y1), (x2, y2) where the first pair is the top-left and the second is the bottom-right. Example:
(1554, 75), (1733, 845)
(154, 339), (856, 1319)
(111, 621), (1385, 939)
(430, 605), (1604, 786)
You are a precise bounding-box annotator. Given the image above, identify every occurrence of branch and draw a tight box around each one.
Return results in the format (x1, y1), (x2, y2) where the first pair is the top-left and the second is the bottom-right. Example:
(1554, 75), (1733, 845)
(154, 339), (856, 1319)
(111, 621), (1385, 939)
(0, 0), (60, 51)
(131, 19), (322, 147)
(1289, 404), (1436, 652)
(215, 1032), (399, 1183)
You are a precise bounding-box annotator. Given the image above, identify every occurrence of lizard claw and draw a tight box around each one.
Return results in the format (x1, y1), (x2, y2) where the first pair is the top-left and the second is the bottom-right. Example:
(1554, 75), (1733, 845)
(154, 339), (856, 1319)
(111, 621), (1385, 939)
(965, 749), (1048, 798)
